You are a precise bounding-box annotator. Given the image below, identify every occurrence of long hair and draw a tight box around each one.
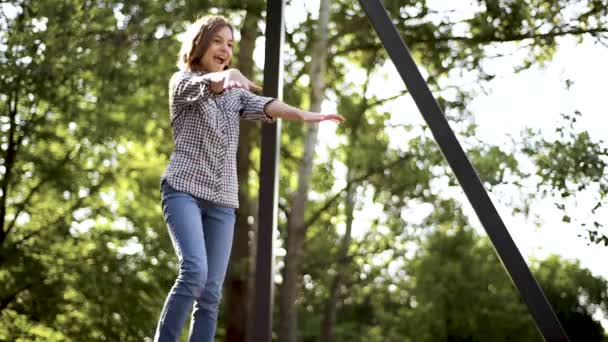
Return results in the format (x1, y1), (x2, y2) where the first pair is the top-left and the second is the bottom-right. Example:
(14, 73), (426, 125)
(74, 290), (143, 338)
(177, 16), (234, 72)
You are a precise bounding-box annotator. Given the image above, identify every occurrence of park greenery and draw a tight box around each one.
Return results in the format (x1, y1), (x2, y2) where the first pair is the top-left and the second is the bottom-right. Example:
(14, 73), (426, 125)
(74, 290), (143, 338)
(1, 0), (607, 341)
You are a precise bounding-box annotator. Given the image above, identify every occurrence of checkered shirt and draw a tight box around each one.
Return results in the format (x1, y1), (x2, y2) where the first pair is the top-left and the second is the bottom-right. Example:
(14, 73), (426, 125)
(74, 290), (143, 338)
(161, 70), (276, 208)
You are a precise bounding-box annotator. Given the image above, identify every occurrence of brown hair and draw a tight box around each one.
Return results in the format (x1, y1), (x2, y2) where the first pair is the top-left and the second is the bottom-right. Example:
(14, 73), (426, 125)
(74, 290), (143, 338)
(177, 16), (234, 72)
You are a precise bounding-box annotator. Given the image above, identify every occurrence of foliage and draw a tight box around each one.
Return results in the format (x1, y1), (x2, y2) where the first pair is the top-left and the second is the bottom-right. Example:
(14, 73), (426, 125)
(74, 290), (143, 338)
(522, 112), (608, 244)
(1, 0), (607, 340)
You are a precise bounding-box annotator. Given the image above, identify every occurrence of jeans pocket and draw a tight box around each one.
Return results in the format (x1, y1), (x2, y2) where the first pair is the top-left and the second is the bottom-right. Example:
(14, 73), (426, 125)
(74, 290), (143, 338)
(161, 181), (184, 206)
(218, 206), (236, 218)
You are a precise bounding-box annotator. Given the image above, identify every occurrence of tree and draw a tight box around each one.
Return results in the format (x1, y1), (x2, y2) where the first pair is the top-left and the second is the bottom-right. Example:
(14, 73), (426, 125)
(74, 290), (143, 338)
(310, 219), (608, 341)
(521, 112), (608, 245)
(276, 0), (608, 339)
(534, 255), (608, 341)
(0, 0), (208, 339)
(404, 226), (607, 341)
(2, 0), (607, 340)
(278, 0), (330, 341)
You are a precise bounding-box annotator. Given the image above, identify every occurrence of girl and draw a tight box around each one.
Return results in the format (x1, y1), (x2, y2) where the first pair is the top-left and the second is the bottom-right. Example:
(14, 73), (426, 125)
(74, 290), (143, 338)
(155, 15), (343, 342)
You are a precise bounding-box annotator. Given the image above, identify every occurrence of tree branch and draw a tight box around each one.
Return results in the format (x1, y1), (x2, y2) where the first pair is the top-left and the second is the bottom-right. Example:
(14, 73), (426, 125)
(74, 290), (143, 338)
(7, 169), (113, 256)
(334, 43), (379, 58)
(0, 282), (32, 312)
(418, 27), (608, 44)
(0, 78), (20, 241)
(304, 154), (413, 228)
(367, 90), (409, 109)
(333, 27), (608, 57)
(284, 28), (310, 87)
(4, 144), (78, 242)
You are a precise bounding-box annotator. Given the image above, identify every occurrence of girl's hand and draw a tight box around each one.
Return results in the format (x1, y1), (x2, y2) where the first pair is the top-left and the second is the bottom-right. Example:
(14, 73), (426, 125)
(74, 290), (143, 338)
(209, 69), (262, 93)
(264, 99), (345, 123)
(302, 112), (345, 123)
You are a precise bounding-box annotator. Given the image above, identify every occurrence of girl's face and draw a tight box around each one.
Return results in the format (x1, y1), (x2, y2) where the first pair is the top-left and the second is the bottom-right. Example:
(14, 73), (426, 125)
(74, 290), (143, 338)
(200, 26), (234, 72)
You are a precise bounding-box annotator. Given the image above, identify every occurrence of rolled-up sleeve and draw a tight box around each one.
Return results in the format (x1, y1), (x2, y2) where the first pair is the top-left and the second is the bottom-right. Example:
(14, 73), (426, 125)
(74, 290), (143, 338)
(170, 72), (211, 113)
(238, 89), (276, 123)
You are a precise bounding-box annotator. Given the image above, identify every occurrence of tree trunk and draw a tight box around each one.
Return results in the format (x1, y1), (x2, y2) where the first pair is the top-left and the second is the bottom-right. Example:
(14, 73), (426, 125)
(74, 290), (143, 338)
(0, 86), (19, 246)
(320, 171), (355, 342)
(225, 6), (263, 342)
(278, 1), (329, 341)
(319, 55), (375, 342)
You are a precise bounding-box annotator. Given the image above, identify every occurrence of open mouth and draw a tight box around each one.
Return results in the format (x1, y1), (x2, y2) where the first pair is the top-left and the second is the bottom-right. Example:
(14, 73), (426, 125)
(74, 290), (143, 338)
(214, 56), (226, 64)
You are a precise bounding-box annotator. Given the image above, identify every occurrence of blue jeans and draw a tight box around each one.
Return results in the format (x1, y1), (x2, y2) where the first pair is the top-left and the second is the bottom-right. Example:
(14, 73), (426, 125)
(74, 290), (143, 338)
(154, 181), (235, 342)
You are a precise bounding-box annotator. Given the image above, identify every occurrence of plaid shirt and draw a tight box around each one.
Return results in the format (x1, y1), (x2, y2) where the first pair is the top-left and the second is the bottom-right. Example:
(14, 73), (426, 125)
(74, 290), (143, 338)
(161, 71), (275, 208)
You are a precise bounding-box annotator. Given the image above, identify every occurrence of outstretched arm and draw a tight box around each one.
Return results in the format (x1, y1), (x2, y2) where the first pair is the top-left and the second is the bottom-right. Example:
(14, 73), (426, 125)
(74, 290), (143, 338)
(209, 70), (344, 123)
(264, 100), (344, 123)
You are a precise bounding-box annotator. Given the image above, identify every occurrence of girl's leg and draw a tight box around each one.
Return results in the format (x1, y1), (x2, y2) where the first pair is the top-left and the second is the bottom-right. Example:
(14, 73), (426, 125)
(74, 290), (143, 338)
(188, 201), (235, 342)
(155, 182), (208, 342)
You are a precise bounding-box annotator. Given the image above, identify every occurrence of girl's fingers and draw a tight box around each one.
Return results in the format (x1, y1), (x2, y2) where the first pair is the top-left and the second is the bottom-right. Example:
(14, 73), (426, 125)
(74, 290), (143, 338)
(322, 114), (345, 122)
(225, 80), (249, 90)
(223, 72), (258, 91)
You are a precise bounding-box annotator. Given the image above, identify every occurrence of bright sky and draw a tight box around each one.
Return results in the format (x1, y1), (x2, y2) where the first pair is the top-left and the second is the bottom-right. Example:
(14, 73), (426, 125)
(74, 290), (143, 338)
(468, 37), (608, 276)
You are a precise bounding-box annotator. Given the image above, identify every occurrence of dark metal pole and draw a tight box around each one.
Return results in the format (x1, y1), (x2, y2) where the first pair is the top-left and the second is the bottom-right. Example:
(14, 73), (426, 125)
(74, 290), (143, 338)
(357, 1), (569, 341)
(251, 1), (285, 342)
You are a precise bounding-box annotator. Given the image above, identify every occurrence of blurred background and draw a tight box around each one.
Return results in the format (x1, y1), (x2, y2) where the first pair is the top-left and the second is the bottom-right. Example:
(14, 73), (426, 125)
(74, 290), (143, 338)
(1, 0), (607, 341)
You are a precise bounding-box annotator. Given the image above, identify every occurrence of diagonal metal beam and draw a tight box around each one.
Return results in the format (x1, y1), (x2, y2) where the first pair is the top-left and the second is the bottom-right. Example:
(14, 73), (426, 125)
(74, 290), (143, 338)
(357, 1), (569, 341)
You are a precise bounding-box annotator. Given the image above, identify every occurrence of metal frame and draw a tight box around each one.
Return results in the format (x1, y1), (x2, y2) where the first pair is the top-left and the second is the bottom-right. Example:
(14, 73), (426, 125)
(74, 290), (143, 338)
(250, 1), (285, 342)
(253, 0), (570, 341)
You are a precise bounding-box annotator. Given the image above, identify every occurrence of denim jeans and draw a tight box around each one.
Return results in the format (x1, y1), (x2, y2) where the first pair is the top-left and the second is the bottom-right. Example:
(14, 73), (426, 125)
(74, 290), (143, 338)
(154, 181), (235, 342)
